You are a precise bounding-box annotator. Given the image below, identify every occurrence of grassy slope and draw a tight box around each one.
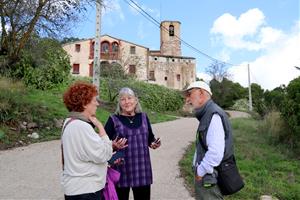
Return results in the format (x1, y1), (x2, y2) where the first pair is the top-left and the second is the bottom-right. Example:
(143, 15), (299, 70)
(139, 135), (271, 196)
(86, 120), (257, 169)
(179, 118), (300, 200)
(0, 82), (176, 149)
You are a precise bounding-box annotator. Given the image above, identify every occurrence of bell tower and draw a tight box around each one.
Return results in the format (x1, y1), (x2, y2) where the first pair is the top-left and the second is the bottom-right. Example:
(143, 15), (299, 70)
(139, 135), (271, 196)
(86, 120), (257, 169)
(160, 21), (181, 56)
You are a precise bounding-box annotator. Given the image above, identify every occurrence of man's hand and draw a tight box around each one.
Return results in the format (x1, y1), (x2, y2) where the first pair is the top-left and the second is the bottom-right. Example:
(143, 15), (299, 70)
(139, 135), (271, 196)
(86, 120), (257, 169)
(195, 175), (202, 181)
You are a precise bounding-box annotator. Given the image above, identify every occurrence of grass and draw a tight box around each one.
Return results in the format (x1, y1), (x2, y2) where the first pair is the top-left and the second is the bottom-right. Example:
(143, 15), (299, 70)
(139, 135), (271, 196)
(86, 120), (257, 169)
(0, 77), (177, 149)
(179, 118), (300, 200)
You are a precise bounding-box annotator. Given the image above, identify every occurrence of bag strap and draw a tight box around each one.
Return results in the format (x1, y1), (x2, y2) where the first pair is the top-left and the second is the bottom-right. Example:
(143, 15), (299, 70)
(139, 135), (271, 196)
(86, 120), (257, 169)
(61, 118), (75, 170)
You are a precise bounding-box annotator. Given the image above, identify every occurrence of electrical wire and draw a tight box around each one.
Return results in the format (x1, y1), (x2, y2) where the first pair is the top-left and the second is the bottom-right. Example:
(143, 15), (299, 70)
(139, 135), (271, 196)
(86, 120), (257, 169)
(123, 0), (241, 67)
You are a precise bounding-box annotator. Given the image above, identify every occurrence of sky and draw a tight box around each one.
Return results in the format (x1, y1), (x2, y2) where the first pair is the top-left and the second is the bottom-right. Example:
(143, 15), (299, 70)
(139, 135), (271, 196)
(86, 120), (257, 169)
(71, 0), (300, 90)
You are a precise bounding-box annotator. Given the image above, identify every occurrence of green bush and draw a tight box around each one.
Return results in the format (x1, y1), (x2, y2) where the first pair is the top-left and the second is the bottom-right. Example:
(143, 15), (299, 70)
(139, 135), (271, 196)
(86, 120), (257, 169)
(210, 78), (247, 109)
(11, 38), (71, 90)
(99, 78), (184, 112)
(280, 76), (300, 148)
(259, 111), (290, 144)
(231, 98), (249, 111)
(264, 86), (285, 110)
(0, 78), (27, 123)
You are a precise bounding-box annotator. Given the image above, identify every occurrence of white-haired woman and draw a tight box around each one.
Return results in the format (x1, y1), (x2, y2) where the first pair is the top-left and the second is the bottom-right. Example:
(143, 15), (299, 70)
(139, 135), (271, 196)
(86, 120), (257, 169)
(104, 87), (161, 200)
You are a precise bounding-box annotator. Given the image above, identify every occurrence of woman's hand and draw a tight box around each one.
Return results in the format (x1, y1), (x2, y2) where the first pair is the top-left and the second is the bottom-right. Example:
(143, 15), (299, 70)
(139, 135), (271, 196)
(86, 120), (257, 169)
(112, 137), (128, 150)
(113, 158), (124, 166)
(150, 138), (161, 149)
(89, 116), (106, 137)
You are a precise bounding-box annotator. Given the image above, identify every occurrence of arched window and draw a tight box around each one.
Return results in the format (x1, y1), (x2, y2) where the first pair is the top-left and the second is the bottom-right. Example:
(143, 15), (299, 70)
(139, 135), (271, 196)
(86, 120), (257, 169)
(101, 41), (109, 53)
(169, 25), (174, 36)
(112, 42), (119, 52)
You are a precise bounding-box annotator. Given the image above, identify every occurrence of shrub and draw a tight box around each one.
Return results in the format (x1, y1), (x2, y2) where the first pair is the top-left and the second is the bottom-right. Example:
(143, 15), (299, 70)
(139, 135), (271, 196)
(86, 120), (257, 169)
(0, 77), (27, 124)
(280, 76), (300, 148)
(264, 86), (285, 110)
(99, 78), (184, 112)
(231, 98), (249, 111)
(259, 111), (290, 143)
(0, 77), (51, 125)
(11, 38), (71, 90)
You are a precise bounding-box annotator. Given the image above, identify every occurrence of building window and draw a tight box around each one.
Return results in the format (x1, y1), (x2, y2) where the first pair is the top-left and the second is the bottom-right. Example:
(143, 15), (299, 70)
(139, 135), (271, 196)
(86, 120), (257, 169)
(177, 74), (181, 81)
(164, 76), (167, 81)
(112, 42), (119, 52)
(169, 25), (174, 36)
(89, 41), (94, 59)
(75, 44), (81, 52)
(130, 46), (136, 54)
(89, 63), (93, 77)
(72, 64), (80, 74)
(101, 41), (109, 53)
(129, 65), (136, 74)
(149, 71), (155, 81)
(172, 58), (175, 62)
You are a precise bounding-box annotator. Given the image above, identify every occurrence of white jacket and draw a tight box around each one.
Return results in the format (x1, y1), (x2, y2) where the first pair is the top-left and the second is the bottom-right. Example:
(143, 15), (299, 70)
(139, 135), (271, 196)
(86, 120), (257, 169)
(61, 119), (113, 195)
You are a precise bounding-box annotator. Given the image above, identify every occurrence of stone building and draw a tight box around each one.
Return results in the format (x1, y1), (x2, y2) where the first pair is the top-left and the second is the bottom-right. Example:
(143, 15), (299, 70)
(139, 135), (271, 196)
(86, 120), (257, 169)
(62, 21), (196, 90)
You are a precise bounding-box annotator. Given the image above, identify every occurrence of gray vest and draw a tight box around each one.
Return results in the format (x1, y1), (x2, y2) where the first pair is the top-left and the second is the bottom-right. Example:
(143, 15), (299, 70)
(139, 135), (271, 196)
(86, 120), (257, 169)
(194, 99), (234, 169)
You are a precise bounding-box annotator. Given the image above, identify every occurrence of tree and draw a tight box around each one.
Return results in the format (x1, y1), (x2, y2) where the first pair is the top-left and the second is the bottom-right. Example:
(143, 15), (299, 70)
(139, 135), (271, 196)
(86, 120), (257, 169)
(250, 83), (266, 116)
(60, 37), (82, 44)
(280, 76), (300, 146)
(12, 37), (71, 89)
(0, 0), (98, 66)
(100, 61), (130, 102)
(210, 78), (247, 109)
(206, 61), (231, 82)
(264, 85), (286, 110)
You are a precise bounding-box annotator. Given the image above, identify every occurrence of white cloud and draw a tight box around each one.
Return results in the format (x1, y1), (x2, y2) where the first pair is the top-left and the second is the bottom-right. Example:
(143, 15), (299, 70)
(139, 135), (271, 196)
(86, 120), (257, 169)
(228, 21), (300, 90)
(210, 8), (275, 51)
(216, 49), (231, 62)
(211, 8), (265, 37)
(210, 8), (300, 90)
(196, 72), (212, 83)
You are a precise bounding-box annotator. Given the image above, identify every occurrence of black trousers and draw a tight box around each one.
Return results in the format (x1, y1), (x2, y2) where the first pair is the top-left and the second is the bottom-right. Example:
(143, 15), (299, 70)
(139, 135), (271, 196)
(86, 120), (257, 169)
(64, 190), (102, 200)
(116, 185), (151, 200)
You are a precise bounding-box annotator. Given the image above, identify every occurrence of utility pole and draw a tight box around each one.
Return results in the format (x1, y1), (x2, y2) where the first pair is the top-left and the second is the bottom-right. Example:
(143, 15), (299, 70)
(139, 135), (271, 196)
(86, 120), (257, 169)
(248, 64), (253, 111)
(93, 0), (101, 92)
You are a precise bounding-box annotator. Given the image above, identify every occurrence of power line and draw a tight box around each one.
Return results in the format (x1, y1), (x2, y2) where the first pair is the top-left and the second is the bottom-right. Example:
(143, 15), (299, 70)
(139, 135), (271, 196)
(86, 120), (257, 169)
(123, 0), (239, 67)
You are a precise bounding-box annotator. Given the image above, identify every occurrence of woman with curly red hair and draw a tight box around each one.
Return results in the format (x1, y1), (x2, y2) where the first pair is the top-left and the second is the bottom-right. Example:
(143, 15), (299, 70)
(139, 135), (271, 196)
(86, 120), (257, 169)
(61, 82), (126, 200)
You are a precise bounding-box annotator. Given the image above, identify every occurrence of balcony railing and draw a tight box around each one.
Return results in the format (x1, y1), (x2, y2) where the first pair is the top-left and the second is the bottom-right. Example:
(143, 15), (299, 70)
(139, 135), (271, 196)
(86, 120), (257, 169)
(100, 52), (120, 60)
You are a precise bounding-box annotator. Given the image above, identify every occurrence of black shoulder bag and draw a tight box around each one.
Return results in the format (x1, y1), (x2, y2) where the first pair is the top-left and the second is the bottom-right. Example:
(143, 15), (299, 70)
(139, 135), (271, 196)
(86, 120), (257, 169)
(199, 137), (244, 195)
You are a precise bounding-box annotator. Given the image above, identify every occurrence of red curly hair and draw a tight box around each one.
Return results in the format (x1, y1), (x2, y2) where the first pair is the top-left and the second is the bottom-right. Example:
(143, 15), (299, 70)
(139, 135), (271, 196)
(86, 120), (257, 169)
(63, 82), (98, 112)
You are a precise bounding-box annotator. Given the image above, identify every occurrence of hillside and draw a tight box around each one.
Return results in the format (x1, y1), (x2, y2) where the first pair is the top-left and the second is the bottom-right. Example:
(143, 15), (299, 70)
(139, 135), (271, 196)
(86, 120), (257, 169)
(0, 77), (179, 149)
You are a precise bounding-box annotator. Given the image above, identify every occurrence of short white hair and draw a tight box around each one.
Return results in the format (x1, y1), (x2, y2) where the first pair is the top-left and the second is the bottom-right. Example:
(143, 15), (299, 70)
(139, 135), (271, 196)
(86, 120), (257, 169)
(115, 87), (142, 115)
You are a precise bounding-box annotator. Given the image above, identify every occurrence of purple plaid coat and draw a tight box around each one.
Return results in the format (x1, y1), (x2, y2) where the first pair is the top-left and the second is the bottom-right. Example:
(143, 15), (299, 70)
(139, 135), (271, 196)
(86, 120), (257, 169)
(111, 113), (153, 187)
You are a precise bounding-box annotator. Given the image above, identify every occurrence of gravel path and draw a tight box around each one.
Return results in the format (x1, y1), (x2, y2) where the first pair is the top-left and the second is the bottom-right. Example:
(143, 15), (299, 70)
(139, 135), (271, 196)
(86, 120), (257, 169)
(226, 110), (251, 119)
(0, 117), (198, 200)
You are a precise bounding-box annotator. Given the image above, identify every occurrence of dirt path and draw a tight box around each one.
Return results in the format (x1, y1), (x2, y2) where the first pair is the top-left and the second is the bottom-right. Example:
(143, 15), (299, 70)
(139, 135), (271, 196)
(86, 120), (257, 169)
(226, 110), (251, 119)
(0, 117), (198, 200)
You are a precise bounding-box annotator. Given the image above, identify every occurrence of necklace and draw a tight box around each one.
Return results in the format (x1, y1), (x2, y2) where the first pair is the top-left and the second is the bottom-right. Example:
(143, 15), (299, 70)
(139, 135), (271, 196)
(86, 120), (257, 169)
(125, 115), (135, 124)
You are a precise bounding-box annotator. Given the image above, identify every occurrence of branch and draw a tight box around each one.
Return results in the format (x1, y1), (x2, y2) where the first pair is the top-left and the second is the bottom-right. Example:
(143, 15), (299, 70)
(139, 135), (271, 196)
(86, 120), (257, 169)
(14, 0), (47, 59)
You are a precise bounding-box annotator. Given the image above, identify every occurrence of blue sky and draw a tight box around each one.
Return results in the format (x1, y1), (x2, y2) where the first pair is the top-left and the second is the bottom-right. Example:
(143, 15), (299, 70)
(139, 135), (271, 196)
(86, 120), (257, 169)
(71, 0), (300, 90)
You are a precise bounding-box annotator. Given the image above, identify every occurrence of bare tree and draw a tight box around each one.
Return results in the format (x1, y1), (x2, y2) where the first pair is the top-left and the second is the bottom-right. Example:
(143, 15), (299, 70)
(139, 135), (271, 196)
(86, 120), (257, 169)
(0, 0), (99, 65)
(205, 61), (231, 82)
